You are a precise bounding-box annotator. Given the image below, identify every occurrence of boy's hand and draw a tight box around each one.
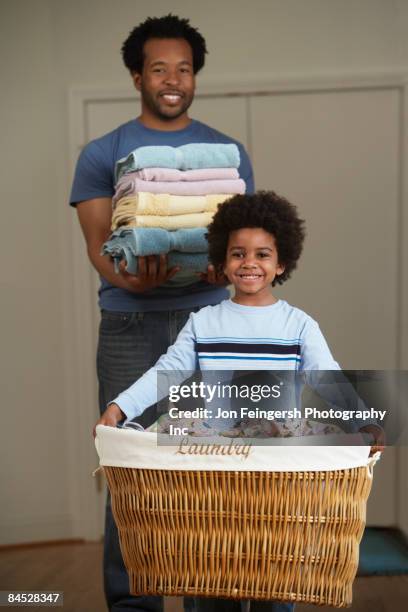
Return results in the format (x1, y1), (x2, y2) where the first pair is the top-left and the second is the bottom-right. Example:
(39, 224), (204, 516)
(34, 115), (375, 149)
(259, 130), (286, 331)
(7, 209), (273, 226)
(93, 403), (125, 437)
(359, 424), (385, 455)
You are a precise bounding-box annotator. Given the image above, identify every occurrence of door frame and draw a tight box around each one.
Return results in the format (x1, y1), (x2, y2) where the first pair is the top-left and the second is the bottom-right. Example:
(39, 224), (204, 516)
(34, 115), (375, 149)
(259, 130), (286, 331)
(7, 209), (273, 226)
(66, 72), (408, 539)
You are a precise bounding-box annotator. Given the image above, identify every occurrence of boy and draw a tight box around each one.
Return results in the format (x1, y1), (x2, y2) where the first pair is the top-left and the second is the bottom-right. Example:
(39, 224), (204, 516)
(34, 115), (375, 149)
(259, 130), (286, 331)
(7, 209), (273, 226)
(98, 191), (386, 432)
(96, 191), (383, 610)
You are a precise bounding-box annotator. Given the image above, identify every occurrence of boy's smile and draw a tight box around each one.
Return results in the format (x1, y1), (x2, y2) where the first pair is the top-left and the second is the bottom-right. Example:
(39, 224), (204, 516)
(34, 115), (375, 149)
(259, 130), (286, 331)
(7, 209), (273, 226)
(223, 228), (284, 306)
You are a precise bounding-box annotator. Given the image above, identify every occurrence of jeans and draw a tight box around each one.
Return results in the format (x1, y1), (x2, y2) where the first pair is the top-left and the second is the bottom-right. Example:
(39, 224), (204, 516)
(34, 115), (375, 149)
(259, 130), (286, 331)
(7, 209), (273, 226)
(97, 308), (198, 612)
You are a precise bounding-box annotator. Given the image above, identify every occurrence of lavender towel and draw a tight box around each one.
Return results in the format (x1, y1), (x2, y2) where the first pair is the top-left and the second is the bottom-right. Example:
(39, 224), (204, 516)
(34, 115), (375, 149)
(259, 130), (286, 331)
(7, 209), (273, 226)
(135, 167), (239, 181)
(113, 176), (245, 204)
(115, 143), (240, 181)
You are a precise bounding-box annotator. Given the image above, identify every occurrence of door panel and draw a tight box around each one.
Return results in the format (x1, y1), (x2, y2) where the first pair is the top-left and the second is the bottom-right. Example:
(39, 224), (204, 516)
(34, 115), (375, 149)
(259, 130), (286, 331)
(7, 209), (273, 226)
(251, 90), (399, 370)
(251, 89), (399, 525)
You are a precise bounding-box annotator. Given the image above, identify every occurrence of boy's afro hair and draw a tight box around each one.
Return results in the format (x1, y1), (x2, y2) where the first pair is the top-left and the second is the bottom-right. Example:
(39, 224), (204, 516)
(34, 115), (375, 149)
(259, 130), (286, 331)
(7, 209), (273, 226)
(121, 14), (207, 74)
(207, 191), (306, 286)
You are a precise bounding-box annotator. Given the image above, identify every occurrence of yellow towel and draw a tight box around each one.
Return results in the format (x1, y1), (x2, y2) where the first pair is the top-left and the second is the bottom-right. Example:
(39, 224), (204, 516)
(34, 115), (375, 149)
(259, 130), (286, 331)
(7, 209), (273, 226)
(112, 211), (215, 231)
(113, 192), (230, 215)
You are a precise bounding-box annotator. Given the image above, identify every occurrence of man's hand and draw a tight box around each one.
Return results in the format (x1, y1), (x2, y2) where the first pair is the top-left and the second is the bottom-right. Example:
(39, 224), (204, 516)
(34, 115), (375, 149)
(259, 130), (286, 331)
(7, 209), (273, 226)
(76, 199), (180, 293)
(359, 424), (385, 455)
(118, 255), (180, 293)
(198, 264), (229, 286)
(93, 403), (125, 437)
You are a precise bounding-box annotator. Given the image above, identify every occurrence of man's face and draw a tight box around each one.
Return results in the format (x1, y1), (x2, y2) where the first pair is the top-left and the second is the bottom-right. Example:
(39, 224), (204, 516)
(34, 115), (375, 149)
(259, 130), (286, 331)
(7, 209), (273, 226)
(132, 38), (196, 123)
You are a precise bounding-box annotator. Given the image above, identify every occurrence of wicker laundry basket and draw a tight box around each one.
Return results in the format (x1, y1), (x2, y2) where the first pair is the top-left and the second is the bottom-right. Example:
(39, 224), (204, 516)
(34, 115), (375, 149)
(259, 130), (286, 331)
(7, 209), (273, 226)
(95, 425), (379, 607)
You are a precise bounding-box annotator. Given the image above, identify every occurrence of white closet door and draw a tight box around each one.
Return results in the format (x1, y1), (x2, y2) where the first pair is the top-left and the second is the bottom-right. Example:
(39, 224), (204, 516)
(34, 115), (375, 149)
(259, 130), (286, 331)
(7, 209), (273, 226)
(192, 96), (249, 148)
(251, 89), (399, 370)
(79, 90), (397, 530)
(251, 89), (399, 526)
(251, 90), (399, 369)
(86, 99), (140, 140)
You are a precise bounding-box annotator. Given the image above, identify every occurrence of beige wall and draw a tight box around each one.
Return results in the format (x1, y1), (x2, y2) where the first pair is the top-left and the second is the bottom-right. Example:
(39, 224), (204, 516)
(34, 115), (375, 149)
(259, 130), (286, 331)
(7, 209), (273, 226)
(1, 0), (408, 544)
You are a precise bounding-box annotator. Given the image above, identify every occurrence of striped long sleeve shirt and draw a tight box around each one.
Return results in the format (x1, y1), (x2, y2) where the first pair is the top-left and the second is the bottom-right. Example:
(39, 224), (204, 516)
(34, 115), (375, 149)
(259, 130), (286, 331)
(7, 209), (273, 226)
(114, 299), (341, 420)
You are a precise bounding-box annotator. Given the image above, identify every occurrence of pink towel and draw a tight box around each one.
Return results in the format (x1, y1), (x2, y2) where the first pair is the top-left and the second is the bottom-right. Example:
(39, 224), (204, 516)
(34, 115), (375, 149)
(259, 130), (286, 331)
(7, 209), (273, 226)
(113, 177), (245, 205)
(135, 167), (239, 181)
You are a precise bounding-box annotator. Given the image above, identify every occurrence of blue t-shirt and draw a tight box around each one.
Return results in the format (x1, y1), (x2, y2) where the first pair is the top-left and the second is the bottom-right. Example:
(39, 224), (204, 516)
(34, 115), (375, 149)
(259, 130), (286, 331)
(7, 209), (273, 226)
(70, 118), (254, 312)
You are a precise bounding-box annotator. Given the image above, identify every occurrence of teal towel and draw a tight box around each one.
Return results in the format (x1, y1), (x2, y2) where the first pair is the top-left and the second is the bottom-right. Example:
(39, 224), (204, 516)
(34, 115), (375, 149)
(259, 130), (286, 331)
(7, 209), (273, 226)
(103, 238), (209, 286)
(105, 227), (208, 256)
(115, 143), (240, 182)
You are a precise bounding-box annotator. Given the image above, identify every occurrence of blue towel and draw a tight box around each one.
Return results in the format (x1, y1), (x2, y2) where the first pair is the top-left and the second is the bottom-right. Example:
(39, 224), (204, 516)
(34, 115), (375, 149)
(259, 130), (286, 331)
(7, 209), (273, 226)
(103, 238), (209, 287)
(105, 227), (208, 256)
(115, 143), (240, 182)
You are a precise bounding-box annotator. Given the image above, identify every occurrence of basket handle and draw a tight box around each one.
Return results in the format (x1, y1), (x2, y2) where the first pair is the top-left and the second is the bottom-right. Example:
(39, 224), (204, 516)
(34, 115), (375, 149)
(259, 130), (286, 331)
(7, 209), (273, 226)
(118, 419), (145, 432)
(367, 451), (381, 477)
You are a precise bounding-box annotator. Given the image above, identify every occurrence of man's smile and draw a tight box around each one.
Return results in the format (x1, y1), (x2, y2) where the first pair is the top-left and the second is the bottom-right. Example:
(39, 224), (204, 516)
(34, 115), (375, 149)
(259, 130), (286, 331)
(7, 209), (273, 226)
(160, 91), (184, 103)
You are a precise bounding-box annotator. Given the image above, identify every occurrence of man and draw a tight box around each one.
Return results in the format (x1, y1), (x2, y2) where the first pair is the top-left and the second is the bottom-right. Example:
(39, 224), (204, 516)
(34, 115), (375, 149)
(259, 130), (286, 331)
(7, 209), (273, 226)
(69, 14), (254, 612)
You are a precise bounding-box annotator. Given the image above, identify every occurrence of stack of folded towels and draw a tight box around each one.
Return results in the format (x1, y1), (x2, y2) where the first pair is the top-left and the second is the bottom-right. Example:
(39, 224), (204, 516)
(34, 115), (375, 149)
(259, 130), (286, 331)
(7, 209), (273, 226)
(102, 143), (245, 286)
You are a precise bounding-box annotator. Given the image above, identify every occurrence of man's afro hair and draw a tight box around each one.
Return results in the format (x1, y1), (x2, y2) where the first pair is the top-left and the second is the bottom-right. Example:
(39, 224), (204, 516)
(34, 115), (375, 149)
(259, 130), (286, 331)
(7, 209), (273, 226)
(121, 14), (207, 74)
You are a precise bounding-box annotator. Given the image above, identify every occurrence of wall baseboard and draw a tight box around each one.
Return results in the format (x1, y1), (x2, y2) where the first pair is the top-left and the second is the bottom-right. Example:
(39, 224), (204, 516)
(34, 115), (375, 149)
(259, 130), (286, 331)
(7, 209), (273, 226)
(0, 514), (87, 547)
(0, 538), (85, 551)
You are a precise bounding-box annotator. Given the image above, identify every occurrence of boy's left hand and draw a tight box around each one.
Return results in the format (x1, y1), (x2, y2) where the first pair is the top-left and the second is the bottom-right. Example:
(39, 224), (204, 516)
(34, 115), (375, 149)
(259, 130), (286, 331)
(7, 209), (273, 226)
(359, 424), (385, 455)
(198, 264), (229, 286)
(93, 403), (125, 438)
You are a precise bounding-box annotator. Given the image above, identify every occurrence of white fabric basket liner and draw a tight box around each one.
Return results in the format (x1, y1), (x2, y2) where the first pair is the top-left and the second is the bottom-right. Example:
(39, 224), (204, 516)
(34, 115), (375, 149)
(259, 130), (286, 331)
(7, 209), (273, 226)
(95, 425), (375, 472)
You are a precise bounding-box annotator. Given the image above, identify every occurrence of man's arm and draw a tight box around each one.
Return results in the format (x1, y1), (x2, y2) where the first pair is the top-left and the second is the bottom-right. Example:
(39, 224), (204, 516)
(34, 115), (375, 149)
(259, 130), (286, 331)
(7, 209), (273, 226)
(76, 198), (180, 292)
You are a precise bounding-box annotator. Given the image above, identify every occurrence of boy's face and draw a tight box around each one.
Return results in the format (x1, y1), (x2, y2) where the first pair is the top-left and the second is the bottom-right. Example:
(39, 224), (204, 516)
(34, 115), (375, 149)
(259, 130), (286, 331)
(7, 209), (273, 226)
(223, 228), (285, 301)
